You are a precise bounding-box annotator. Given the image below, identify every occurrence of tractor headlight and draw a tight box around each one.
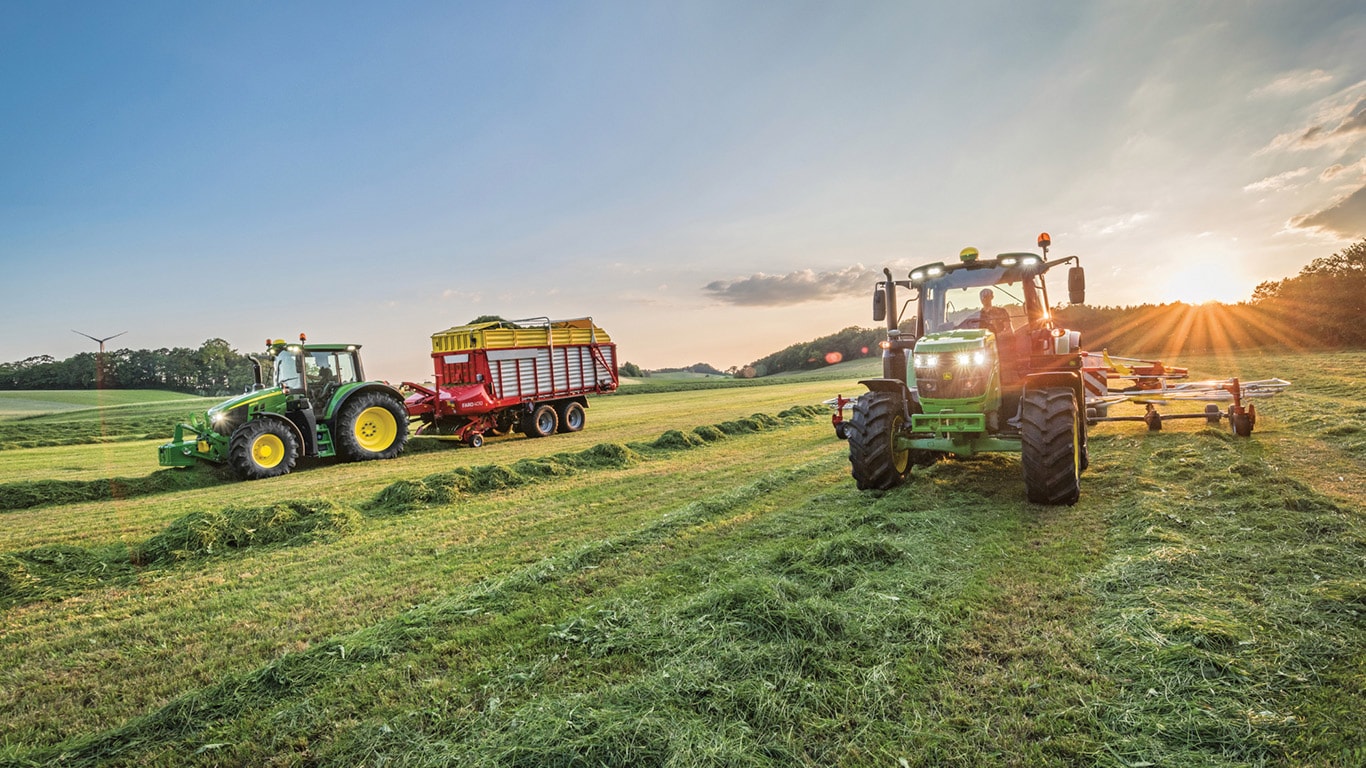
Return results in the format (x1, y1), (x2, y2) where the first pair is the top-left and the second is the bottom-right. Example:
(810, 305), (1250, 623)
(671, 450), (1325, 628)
(955, 353), (971, 366)
(914, 354), (938, 368)
(211, 412), (226, 425)
(973, 350), (987, 366)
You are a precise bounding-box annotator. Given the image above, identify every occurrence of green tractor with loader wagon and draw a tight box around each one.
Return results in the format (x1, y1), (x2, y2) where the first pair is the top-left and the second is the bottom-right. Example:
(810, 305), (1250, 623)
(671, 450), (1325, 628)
(159, 317), (619, 480)
(159, 335), (409, 480)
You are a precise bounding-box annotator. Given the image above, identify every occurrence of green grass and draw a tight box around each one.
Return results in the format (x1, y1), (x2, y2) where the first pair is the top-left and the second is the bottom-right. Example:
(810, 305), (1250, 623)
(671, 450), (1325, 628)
(0, 352), (1362, 767)
(0, 390), (206, 418)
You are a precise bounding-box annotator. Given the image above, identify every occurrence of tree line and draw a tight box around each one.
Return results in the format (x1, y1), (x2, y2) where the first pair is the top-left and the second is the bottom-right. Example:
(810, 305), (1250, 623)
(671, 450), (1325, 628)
(0, 339), (255, 395)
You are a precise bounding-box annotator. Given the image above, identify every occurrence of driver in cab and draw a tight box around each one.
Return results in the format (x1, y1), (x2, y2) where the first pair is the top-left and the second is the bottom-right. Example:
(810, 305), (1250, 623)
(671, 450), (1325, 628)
(977, 288), (1013, 334)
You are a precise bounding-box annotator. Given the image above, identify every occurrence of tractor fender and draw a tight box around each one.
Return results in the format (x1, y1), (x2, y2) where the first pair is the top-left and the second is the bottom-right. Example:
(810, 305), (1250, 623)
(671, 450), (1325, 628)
(858, 378), (920, 420)
(1023, 371), (1084, 406)
(248, 412), (308, 456)
(323, 382), (407, 421)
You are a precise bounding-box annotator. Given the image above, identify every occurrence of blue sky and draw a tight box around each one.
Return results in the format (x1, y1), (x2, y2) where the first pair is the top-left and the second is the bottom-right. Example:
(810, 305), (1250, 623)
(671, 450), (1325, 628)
(3, 1), (1364, 381)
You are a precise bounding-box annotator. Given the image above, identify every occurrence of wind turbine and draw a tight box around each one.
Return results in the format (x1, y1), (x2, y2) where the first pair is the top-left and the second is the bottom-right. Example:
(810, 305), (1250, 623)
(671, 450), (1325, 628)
(72, 330), (127, 389)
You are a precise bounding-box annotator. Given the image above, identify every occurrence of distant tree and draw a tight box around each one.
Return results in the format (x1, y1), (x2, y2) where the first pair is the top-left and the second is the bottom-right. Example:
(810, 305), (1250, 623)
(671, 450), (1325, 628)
(746, 326), (884, 376)
(619, 361), (645, 377)
(1251, 238), (1366, 347)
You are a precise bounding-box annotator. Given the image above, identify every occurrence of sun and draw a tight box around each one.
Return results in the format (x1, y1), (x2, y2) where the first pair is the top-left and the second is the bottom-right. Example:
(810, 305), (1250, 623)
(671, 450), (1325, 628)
(1156, 253), (1253, 305)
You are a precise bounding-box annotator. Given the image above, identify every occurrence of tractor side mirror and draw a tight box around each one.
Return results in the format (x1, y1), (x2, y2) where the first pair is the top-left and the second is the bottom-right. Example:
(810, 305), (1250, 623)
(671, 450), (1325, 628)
(872, 287), (887, 322)
(1068, 266), (1086, 305)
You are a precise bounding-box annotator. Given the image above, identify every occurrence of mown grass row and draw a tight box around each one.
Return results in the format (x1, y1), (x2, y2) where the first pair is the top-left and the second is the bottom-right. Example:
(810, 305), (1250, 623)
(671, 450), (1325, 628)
(5, 456), (843, 767)
(0, 408), (825, 611)
(1084, 428), (1366, 766)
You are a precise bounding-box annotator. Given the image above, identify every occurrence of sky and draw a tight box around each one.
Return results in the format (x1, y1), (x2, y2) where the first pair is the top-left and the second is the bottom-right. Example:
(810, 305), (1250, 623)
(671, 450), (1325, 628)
(2, 1), (1365, 382)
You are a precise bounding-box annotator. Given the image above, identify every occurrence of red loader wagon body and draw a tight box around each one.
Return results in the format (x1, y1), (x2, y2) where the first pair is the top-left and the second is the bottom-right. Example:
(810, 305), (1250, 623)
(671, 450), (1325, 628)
(403, 317), (618, 447)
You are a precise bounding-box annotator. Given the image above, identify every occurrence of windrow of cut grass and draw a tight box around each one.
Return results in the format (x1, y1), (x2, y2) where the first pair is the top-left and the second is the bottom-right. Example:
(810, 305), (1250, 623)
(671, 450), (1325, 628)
(1, 408), (825, 610)
(1082, 424), (1366, 766)
(0, 467), (224, 513)
(1, 500), (357, 609)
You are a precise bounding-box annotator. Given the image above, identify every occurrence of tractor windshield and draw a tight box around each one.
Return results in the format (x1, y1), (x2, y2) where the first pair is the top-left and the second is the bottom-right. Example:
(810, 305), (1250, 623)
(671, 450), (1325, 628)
(272, 350), (303, 389)
(919, 264), (1044, 335)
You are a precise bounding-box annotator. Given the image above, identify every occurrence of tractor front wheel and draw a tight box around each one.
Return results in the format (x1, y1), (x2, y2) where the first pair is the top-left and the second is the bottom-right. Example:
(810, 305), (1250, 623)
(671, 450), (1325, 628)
(1021, 387), (1081, 506)
(229, 419), (299, 480)
(847, 392), (912, 490)
(337, 392), (409, 461)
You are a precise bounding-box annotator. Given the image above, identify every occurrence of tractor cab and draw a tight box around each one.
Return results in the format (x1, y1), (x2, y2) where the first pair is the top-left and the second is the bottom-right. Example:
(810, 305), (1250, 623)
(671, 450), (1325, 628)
(264, 337), (365, 412)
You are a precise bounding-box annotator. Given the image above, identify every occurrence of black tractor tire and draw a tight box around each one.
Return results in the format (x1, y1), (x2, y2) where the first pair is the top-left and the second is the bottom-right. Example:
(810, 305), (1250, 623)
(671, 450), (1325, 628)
(524, 404), (558, 438)
(557, 401), (586, 433)
(848, 392), (912, 490)
(229, 419), (299, 480)
(1021, 387), (1081, 506)
(336, 392), (409, 461)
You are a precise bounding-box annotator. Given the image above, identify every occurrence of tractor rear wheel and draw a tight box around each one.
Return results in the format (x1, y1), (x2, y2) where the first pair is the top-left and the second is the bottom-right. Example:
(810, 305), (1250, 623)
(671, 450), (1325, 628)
(1021, 387), (1081, 505)
(557, 401), (586, 433)
(337, 392), (409, 461)
(524, 404), (558, 438)
(848, 392), (912, 490)
(229, 419), (299, 480)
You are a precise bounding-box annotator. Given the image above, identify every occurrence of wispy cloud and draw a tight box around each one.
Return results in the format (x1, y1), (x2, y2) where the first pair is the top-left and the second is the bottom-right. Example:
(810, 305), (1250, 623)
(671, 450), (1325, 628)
(1289, 184), (1366, 239)
(1322, 158), (1366, 182)
(703, 265), (881, 307)
(1262, 83), (1366, 153)
(1244, 167), (1311, 192)
(1079, 212), (1152, 237)
(1251, 69), (1334, 98)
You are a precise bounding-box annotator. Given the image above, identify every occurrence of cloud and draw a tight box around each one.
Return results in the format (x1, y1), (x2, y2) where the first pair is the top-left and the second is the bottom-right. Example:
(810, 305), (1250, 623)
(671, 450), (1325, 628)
(1078, 212), (1152, 237)
(1251, 69), (1334, 98)
(1244, 167), (1311, 192)
(703, 265), (881, 306)
(1289, 183), (1366, 239)
(1322, 158), (1366, 181)
(1262, 87), (1366, 153)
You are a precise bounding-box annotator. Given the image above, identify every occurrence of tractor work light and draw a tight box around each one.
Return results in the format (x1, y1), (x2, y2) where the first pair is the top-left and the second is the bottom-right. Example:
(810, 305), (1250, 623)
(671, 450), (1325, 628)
(910, 269), (925, 281)
(1000, 256), (1018, 266)
(1021, 256), (1040, 266)
(927, 264), (945, 276)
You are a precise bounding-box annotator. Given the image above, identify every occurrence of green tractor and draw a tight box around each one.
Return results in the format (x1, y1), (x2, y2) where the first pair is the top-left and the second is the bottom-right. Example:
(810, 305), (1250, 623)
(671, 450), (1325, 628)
(846, 233), (1089, 505)
(159, 335), (409, 479)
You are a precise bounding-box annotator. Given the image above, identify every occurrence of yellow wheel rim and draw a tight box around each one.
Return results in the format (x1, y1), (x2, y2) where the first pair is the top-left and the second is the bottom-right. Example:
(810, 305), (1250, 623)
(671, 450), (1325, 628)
(251, 433), (286, 469)
(891, 414), (910, 474)
(354, 406), (398, 452)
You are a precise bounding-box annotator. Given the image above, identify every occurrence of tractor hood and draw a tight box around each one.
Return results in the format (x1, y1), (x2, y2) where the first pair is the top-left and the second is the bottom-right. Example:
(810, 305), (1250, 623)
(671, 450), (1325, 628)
(207, 387), (285, 421)
(914, 328), (992, 355)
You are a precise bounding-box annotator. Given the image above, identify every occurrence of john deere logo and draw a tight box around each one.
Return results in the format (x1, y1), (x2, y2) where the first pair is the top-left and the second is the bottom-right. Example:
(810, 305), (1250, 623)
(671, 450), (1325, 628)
(942, 372), (953, 381)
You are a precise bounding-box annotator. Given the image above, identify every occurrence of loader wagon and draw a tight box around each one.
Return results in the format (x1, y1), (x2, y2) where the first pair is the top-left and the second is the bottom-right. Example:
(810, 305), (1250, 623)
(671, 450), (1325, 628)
(402, 317), (619, 447)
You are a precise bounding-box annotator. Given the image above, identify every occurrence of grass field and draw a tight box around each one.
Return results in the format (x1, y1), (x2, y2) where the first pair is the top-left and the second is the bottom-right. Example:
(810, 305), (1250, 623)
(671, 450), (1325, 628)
(1, 352), (1363, 767)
